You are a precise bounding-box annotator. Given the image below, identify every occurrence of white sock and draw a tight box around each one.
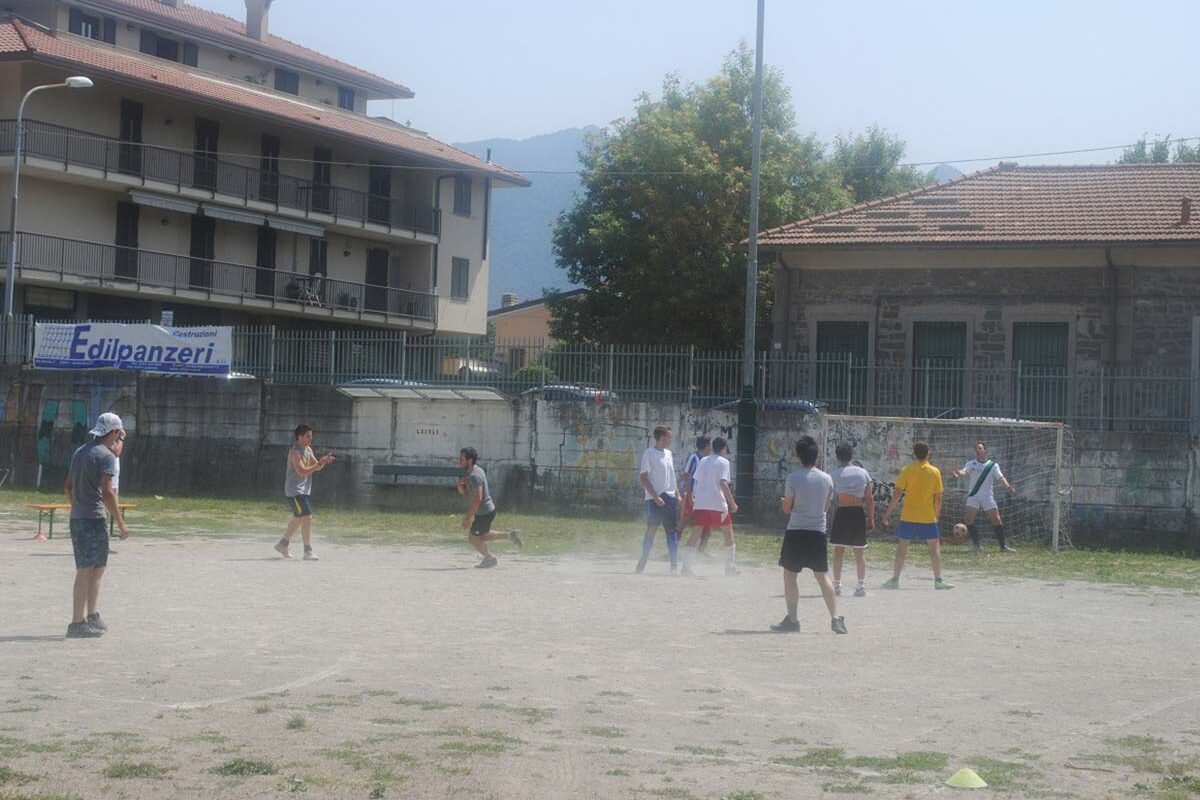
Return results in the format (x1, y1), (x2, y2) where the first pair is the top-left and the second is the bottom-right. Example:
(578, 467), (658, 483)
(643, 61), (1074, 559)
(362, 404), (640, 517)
(683, 545), (696, 567)
(725, 544), (736, 568)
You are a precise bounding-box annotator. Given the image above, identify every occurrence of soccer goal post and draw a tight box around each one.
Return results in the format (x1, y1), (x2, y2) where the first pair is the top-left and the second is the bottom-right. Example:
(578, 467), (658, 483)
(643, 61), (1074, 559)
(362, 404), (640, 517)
(821, 416), (1074, 551)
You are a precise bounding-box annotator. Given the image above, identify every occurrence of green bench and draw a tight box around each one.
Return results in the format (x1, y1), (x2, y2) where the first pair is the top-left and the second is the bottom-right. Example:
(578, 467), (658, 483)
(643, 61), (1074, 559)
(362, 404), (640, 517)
(368, 464), (463, 487)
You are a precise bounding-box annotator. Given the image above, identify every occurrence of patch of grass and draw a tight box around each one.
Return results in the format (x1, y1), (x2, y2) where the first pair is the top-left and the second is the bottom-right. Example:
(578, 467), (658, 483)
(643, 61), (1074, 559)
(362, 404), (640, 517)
(370, 718), (411, 726)
(583, 726), (626, 739)
(392, 697), (456, 712)
(487, 685), (510, 692)
(436, 741), (510, 756)
(1110, 736), (1168, 752)
(0, 766), (38, 785)
(101, 762), (170, 779)
(607, 747), (628, 755)
(723, 793), (768, 800)
(848, 751), (948, 772)
(212, 759), (277, 776)
(362, 689), (398, 697)
(770, 747), (847, 769)
(823, 784), (870, 795)
(253, 703), (271, 715)
(478, 702), (553, 724)
(771, 736), (805, 746)
(1, 709), (39, 715)
(674, 745), (726, 757)
(968, 757), (1045, 790)
(642, 788), (697, 799)
(607, 769), (631, 777)
(0, 793), (81, 800)
(285, 716), (307, 731)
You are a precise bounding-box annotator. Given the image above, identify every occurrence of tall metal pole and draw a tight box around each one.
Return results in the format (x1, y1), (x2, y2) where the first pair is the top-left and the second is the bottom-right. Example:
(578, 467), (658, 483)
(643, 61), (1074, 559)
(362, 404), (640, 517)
(735, 0), (766, 517)
(6, 81), (90, 318)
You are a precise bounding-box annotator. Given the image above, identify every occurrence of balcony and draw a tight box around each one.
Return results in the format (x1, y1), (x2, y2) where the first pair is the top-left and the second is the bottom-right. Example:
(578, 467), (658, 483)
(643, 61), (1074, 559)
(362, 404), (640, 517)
(3, 232), (437, 327)
(0, 120), (441, 238)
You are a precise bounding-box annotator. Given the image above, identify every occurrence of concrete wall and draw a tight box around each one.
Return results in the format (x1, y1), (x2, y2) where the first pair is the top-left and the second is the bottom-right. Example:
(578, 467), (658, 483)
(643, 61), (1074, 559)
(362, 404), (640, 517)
(1, 368), (1194, 551)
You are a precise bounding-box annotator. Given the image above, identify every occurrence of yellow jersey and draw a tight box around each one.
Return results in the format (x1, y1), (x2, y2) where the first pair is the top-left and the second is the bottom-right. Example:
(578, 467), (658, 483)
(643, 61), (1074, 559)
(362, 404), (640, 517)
(896, 460), (943, 524)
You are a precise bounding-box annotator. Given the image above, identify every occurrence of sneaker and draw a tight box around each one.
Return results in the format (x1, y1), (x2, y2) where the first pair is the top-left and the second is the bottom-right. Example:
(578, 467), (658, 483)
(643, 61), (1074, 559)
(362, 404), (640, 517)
(475, 556), (498, 569)
(724, 564), (740, 577)
(86, 613), (107, 631)
(834, 583), (842, 597)
(881, 577), (900, 590)
(770, 617), (800, 633)
(831, 616), (848, 635)
(66, 621), (103, 638)
(680, 564), (696, 577)
(274, 542), (292, 559)
(509, 530), (524, 550)
(634, 556), (648, 574)
(1000, 545), (1016, 553)
(934, 578), (955, 590)
(853, 585), (867, 598)
(303, 549), (320, 561)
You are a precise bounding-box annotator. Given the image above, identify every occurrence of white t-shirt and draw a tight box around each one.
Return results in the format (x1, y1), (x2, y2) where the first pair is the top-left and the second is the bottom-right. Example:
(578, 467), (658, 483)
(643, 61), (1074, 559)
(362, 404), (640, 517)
(962, 459), (1004, 500)
(830, 464), (871, 498)
(640, 447), (677, 500)
(692, 453), (732, 512)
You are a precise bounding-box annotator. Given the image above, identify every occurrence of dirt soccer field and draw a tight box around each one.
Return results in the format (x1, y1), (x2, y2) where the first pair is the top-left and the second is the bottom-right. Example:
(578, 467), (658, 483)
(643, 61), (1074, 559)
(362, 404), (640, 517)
(1, 506), (1199, 800)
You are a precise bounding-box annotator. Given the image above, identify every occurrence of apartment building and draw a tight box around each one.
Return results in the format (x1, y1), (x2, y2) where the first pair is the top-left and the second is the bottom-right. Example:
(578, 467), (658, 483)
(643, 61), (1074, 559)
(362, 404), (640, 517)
(0, 0), (527, 334)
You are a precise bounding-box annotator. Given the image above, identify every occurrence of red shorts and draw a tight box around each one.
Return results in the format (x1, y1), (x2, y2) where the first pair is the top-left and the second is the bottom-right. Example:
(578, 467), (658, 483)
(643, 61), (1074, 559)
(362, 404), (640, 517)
(692, 509), (731, 528)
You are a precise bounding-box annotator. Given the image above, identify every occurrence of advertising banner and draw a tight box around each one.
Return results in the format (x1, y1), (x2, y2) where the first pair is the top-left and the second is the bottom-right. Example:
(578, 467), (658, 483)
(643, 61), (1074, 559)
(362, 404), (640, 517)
(33, 323), (233, 376)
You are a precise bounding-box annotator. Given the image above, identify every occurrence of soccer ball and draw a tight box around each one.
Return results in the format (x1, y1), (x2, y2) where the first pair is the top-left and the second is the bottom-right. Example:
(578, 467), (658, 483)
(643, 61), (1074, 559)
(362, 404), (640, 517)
(950, 523), (969, 544)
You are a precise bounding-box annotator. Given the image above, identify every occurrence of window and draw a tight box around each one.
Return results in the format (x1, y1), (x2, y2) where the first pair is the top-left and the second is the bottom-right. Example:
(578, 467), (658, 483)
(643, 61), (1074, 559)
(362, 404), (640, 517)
(114, 202), (140, 280)
(255, 225), (277, 298)
(102, 18), (116, 44)
(1013, 322), (1070, 420)
(139, 29), (181, 61)
(453, 175), (472, 216)
(183, 41), (198, 67)
(69, 8), (101, 39)
(274, 68), (300, 95)
(309, 239), (328, 275)
(311, 146), (332, 212)
(815, 321), (869, 413)
(337, 86), (355, 111)
(912, 321), (967, 418)
(451, 257), (470, 300)
(259, 134), (280, 202)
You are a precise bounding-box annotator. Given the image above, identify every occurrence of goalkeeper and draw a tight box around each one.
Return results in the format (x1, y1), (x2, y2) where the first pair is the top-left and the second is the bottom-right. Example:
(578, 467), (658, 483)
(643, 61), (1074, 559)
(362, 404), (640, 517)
(953, 441), (1017, 553)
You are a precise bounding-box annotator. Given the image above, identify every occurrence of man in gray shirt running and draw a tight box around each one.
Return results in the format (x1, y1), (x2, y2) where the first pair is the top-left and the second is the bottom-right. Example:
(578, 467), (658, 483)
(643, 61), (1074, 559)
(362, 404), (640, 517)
(771, 435), (847, 635)
(63, 412), (130, 638)
(456, 447), (522, 568)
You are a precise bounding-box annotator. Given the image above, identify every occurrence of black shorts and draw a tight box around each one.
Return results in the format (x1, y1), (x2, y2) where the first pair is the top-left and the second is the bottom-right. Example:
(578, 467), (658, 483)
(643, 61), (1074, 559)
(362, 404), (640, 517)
(830, 507), (868, 548)
(286, 495), (313, 518)
(70, 518), (109, 569)
(470, 511), (496, 536)
(778, 529), (829, 574)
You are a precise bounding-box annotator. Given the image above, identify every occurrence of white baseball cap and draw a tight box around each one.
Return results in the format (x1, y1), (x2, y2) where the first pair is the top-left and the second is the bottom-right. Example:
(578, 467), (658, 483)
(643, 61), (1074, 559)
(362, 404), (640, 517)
(88, 412), (124, 437)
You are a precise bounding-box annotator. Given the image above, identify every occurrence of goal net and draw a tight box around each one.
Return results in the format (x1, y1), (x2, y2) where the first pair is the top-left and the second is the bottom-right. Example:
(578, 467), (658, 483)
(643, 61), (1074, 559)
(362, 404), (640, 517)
(820, 416), (1074, 550)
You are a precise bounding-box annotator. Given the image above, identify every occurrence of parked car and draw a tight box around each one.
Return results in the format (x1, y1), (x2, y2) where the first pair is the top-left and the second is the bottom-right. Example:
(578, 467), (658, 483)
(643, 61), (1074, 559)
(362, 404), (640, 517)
(712, 398), (824, 414)
(522, 384), (620, 403)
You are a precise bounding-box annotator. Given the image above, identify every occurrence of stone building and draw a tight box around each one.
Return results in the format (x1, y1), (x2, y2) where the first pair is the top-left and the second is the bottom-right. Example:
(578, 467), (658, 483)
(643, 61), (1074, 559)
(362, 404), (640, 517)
(759, 163), (1200, 427)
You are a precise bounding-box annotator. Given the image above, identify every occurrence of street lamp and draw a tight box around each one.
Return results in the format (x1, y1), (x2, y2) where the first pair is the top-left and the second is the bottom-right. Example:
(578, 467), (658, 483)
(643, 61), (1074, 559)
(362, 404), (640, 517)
(4, 76), (94, 319)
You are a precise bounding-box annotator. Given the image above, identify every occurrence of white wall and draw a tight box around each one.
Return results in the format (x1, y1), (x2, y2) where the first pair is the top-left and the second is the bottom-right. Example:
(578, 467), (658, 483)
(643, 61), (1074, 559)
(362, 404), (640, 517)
(435, 177), (490, 335)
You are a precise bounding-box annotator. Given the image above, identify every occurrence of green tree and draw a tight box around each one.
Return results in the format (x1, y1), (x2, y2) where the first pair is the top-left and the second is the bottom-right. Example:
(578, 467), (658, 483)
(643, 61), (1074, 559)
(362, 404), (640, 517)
(831, 125), (930, 204)
(1116, 134), (1200, 164)
(549, 45), (851, 349)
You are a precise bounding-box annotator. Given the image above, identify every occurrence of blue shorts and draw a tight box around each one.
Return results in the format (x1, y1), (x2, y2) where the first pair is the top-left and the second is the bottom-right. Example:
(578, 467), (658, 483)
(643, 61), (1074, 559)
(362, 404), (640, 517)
(896, 521), (940, 541)
(644, 494), (679, 533)
(70, 518), (109, 569)
(286, 495), (313, 518)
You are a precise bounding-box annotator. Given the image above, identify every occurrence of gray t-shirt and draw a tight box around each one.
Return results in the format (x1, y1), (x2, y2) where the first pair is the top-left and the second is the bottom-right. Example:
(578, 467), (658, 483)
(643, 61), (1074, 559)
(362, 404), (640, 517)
(284, 443), (313, 497)
(69, 441), (118, 519)
(831, 464), (872, 498)
(467, 464), (496, 515)
(784, 467), (834, 532)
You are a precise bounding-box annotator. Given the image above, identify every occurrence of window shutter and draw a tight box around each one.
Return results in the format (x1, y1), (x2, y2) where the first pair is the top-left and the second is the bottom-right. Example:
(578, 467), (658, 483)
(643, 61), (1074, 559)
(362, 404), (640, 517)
(139, 29), (157, 55)
(183, 41), (198, 66)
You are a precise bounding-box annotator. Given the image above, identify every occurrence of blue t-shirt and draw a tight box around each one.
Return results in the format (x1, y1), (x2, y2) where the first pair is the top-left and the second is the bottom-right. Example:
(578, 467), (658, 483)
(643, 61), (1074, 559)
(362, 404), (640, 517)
(683, 451), (702, 492)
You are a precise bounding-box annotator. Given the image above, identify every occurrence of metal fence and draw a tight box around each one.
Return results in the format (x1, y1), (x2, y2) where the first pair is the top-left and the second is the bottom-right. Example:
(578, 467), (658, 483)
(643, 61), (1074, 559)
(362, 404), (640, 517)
(0, 319), (1195, 432)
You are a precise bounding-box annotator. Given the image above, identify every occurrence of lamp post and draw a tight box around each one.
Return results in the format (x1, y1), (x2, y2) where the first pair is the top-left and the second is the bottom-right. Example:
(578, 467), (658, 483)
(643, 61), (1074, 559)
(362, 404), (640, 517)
(5, 76), (94, 319)
(736, 0), (765, 516)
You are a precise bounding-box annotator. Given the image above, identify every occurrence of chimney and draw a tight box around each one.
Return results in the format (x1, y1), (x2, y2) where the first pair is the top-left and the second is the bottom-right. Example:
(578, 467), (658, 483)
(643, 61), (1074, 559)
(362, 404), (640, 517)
(1181, 197), (1193, 226)
(244, 0), (273, 41)
(501, 293), (519, 308)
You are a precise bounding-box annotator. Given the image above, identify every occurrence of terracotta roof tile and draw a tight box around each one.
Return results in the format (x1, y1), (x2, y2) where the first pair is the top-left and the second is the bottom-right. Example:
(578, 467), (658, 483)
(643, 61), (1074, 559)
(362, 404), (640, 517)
(0, 19), (26, 52)
(3, 20), (528, 186)
(87, 0), (411, 96)
(758, 164), (1200, 248)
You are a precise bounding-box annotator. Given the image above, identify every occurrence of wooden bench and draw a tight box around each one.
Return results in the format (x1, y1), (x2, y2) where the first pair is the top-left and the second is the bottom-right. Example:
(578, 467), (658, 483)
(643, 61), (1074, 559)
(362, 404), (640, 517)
(368, 464), (463, 487)
(29, 503), (138, 540)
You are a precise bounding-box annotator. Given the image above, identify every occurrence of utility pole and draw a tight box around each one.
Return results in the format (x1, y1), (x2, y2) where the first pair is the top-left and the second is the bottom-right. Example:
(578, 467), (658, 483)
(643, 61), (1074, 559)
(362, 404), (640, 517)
(736, 0), (765, 517)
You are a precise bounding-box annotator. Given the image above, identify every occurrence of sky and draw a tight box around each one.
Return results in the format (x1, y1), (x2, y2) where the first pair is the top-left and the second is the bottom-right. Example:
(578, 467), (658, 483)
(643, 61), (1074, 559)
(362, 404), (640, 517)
(198, 0), (1200, 170)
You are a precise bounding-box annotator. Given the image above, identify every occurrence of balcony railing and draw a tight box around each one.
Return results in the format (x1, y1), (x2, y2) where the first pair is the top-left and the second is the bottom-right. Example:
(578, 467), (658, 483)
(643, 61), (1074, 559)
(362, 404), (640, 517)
(3, 231), (437, 325)
(0, 119), (441, 236)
